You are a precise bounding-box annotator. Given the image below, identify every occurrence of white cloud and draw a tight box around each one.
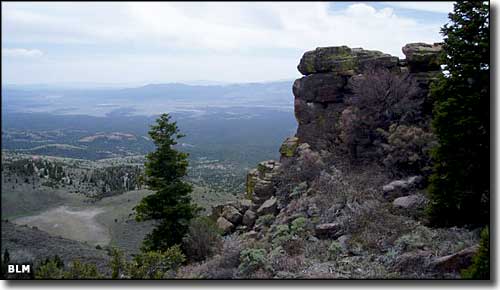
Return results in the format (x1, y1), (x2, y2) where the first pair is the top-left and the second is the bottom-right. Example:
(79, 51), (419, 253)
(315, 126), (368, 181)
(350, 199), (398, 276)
(2, 2), (448, 83)
(2, 48), (43, 57)
(382, 2), (454, 14)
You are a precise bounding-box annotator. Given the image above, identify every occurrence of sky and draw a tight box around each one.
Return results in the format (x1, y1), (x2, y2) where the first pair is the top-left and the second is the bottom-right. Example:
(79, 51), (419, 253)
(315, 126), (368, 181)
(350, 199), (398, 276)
(1, 2), (454, 85)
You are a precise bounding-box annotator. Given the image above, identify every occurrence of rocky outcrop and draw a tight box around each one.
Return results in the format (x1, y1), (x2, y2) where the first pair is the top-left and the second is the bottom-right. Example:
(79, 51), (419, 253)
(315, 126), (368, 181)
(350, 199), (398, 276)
(213, 159), (284, 234)
(429, 245), (479, 274)
(382, 176), (423, 200)
(314, 223), (343, 239)
(245, 160), (281, 204)
(293, 43), (442, 151)
(392, 194), (428, 211)
(212, 199), (255, 234)
(402, 43), (443, 72)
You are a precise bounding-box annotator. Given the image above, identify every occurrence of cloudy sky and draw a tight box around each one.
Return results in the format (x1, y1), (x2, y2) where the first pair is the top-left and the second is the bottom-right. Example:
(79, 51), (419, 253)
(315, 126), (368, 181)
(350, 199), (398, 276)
(2, 2), (453, 85)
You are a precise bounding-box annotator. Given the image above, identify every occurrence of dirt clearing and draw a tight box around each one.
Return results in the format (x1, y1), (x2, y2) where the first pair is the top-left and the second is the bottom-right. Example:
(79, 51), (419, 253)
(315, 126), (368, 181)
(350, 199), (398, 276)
(13, 206), (110, 246)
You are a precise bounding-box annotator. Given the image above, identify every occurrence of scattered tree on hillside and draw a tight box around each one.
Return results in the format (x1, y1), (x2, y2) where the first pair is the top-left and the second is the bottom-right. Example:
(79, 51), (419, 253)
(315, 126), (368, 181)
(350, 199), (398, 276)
(135, 113), (199, 251)
(427, 1), (490, 227)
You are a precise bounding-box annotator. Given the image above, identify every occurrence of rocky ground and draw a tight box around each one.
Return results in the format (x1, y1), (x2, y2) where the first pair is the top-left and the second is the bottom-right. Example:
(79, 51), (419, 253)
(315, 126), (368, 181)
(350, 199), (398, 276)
(181, 43), (481, 279)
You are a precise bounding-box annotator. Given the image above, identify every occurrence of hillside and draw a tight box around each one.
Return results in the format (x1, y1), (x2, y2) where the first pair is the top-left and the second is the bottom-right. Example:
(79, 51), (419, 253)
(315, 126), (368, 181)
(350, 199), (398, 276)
(193, 43), (482, 279)
(1, 221), (110, 278)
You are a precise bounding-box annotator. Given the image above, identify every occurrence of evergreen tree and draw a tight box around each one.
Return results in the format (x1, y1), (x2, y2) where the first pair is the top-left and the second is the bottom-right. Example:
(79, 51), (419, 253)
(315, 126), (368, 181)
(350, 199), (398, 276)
(1, 249), (10, 275)
(462, 226), (489, 279)
(427, 1), (489, 227)
(135, 114), (198, 251)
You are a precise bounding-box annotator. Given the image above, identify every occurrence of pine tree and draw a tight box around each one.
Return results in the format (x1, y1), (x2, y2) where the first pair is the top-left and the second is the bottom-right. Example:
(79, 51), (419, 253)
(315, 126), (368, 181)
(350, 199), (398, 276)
(135, 114), (198, 251)
(427, 1), (489, 227)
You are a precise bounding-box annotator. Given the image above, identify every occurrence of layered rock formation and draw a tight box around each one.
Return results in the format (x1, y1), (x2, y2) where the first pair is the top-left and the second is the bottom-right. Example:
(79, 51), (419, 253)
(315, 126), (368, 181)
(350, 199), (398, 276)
(293, 43), (442, 151)
(213, 42), (444, 236)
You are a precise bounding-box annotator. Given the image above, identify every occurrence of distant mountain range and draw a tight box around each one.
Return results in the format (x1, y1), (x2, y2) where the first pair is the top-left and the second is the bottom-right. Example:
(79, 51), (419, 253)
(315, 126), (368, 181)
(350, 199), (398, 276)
(2, 80), (295, 117)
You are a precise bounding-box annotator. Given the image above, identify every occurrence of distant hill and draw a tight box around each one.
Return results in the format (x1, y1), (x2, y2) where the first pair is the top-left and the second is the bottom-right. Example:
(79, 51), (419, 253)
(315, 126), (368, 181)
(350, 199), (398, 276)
(2, 81), (294, 117)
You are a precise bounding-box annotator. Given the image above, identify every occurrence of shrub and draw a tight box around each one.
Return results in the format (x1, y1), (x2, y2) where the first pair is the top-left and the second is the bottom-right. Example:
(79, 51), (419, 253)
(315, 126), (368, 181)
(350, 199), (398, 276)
(271, 223), (305, 256)
(290, 217), (307, 237)
(178, 235), (242, 279)
(339, 68), (423, 161)
(63, 260), (102, 279)
(35, 260), (64, 279)
(328, 241), (343, 259)
(109, 248), (126, 279)
(338, 200), (410, 253)
(238, 248), (270, 278)
(269, 246), (306, 274)
(127, 245), (186, 279)
(256, 214), (275, 228)
(461, 227), (489, 279)
(182, 216), (222, 262)
(378, 124), (436, 177)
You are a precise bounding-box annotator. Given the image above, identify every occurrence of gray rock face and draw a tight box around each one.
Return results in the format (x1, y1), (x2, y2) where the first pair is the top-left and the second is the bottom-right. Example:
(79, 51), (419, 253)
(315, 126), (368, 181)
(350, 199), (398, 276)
(429, 245), (479, 273)
(382, 176), (423, 200)
(293, 43), (441, 152)
(254, 179), (275, 200)
(297, 46), (399, 76)
(393, 250), (432, 274)
(242, 210), (257, 227)
(245, 160), (281, 205)
(257, 196), (278, 216)
(314, 222), (343, 239)
(293, 73), (347, 103)
(402, 42), (443, 72)
(392, 194), (428, 210)
(216, 217), (234, 235)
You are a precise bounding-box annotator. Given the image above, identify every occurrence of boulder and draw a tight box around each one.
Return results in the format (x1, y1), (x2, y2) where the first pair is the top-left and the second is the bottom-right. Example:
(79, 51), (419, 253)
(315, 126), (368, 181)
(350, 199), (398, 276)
(314, 222), (343, 239)
(382, 176), (423, 200)
(393, 250), (432, 274)
(337, 234), (351, 252)
(402, 42), (443, 72)
(257, 196), (278, 216)
(297, 46), (400, 76)
(242, 210), (257, 227)
(216, 217), (234, 235)
(298, 46), (355, 75)
(428, 245), (479, 274)
(237, 199), (253, 213)
(222, 205), (242, 225)
(279, 136), (300, 158)
(393, 194), (428, 210)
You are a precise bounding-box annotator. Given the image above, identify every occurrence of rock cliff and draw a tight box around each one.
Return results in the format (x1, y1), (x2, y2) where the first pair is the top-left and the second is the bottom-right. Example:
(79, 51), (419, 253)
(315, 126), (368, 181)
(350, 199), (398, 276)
(293, 43), (442, 151)
(203, 43), (480, 279)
